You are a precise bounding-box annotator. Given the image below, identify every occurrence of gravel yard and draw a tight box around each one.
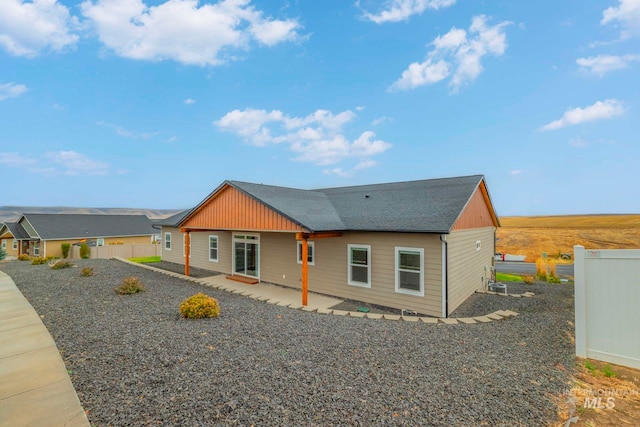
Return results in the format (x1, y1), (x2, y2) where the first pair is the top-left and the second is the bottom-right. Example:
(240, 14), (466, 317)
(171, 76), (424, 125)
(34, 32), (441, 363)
(1, 259), (575, 426)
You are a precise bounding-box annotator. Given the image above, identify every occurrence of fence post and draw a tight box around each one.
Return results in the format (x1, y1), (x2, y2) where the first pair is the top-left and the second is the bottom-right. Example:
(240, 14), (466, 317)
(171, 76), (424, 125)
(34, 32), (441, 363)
(574, 245), (587, 358)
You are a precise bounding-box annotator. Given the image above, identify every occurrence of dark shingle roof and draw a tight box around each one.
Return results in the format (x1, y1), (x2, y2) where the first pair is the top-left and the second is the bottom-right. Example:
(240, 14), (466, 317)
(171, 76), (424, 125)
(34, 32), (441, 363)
(20, 214), (157, 240)
(230, 181), (345, 231)
(156, 210), (192, 227)
(182, 175), (490, 233)
(3, 222), (31, 239)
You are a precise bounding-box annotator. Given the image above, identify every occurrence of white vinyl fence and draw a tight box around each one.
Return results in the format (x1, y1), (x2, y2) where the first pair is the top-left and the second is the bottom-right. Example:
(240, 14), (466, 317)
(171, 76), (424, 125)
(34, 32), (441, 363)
(71, 244), (161, 260)
(574, 245), (640, 369)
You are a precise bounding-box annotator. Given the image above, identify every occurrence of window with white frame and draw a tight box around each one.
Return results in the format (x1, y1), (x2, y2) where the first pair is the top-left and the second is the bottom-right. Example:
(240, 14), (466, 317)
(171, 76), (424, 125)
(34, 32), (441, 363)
(297, 241), (315, 265)
(33, 243), (40, 256)
(476, 240), (481, 251)
(348, 244), (371, 287)
(164, 232), (171, 250)
(183, 234), (191, 257)
(97, 238), (104, 247)
(395, 247), (424, 296)
(12, 239), (17, 250)
(209, 235), (219, 262)
(1, 240), (5, 249)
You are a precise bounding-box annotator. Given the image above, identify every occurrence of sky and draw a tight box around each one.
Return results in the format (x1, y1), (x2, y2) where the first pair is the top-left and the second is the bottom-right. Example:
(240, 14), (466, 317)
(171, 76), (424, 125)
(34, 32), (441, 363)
(1, 0), (639, 216)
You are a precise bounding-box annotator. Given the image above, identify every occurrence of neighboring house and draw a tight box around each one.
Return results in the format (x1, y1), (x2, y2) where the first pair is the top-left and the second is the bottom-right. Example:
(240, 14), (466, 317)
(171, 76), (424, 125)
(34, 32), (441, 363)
(161, 175), (500, 317)
(0, 214), (159, 258)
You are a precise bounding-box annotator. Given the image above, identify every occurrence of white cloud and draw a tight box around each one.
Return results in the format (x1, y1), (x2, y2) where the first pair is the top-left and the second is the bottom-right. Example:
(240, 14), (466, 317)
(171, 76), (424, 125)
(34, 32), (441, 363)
(0, 82), (27, 100)
(510, 169), (522, 176)
(80, 0), (301, 66)
(97, 121), (158, 139)
(569, 137), (588, 148)
(390, 15), (511, 93)
(184, 98), (196, 105)
(540, 99), (625, 131)
(0, 0), (78, 57)
(577, 54), (640, 76)
(215, 107), (391, 169)
(0, 151), (109, 175)
(601, 0), (640, 40)
(359, 0), (457, 24)
(372, 116), (393, 126)
(45, 151), (109, 175)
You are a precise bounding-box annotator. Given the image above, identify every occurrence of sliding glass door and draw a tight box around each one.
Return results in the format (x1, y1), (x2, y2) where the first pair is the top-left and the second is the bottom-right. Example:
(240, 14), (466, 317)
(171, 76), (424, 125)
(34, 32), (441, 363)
(233, 234), (259, 278)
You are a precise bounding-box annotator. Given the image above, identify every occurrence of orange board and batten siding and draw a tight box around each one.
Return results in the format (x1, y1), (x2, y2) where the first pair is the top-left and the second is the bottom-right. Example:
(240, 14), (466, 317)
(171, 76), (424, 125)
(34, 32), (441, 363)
(183, 185), (304, 232)
(452, 183), (498, 231)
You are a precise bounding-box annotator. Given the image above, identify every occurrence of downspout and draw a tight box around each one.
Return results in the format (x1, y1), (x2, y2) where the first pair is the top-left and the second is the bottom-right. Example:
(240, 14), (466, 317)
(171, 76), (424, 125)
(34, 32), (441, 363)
(440, 234), (449, 318)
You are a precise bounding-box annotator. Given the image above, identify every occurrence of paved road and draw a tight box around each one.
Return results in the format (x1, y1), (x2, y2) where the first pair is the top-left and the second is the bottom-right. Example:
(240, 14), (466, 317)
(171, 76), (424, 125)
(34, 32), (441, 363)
(495, 261), (574, 277)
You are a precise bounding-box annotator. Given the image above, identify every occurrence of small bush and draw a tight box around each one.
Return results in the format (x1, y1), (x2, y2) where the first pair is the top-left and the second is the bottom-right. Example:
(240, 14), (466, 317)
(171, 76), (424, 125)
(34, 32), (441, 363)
(79, 243), (90, 259)
(521, 274), (535, 285)
(18, 254), (31, 261)
(51, 260), (73, 270)
(31, 257), (47, 265)
(602, 364), (616, 378)
(61, 243), (71, 258)
(0, 246), (6, 261)
(80, 267), (94, 277)
(535, 258), (547, 281)
(45, 255), (58, 261)
(115, 276), (145, 294)
(180, 293), (220, 319)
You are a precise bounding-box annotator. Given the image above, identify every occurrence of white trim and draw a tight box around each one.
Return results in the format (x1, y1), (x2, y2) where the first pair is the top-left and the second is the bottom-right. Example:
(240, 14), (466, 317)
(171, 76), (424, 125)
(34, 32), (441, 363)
(574, 245), (587, 358)
(347, 244), (371, 288)
(394, 246), (424, 297)
(475, 240), (481, 251)
(441, 237), (447, 318)
(297, 241), (315, 266)
(97, 238), (105, 247)
(12, 239), (17, 250)
(183, 233), (191, 258)
(33, 242), (40, 256)
(164, 232), (172, 250)
(208, 235), (219, 262)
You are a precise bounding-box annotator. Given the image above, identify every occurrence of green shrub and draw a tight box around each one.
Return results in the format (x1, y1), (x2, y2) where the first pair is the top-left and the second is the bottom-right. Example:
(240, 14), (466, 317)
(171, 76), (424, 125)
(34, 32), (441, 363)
(51, 260), (73, 270)
(115, 276), (145, 295)
(521, 274), (535, 285)
(31, 257), (47, 265)
(602, 364), (616, 378)
(0, 246), (6, 261)
(80, 267), (94, 277)
(61, 243), (71, 258)
(547, 275), (561, 284)
(45, 255), (58, 261)
(180, 293), (220, 319)
(18, 254), (30, 261)
(79, 243), (90, 259)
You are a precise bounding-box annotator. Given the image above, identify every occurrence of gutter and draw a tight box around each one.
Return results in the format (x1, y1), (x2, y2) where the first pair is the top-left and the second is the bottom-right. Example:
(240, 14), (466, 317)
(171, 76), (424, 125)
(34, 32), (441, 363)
(440, 234), (449, 318)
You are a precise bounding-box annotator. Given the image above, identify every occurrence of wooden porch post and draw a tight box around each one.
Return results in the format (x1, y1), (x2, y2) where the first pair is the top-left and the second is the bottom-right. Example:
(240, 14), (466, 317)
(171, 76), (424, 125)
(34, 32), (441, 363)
(184, 231), (190, 277)
(301, 237), (308, 306)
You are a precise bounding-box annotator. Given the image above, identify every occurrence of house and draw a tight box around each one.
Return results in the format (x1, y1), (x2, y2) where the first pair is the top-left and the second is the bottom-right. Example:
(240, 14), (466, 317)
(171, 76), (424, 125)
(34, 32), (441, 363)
(0, 213), (159, 258)
(160, 175), (500, 317)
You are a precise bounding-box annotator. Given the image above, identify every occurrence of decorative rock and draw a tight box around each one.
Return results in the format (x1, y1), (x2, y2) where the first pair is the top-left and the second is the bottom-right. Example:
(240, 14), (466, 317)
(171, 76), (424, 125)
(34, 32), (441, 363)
(332, 310), (349, 316)
(401, 316), (420, 322)
(439, 318), (459, 325)
(383, 314), (401, 321)
(365, 313), (383, 319)
(316, 308), (333, 315)
(457, 318), (477, 324)
(420, 317), (439, 324)
(486, 313), (504, 320)
(348, 312), (366, 318)
(472, 316), (493, 323)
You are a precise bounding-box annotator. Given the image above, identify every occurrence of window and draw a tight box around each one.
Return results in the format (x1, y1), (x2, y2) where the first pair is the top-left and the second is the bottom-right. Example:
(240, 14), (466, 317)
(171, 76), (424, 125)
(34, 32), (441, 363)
(297, 241), (315, 265)
(209, 235), (219, 262)
(1, 240), (5, 249)
(348, 244), (371, 287)
(12, 239), (17, 250)
(395, 247), (424, 296)
(164, 232), (171, 250)
(33, 243), (40, 256)
(476, 240), (481, 251)
(97, 238), (104, 247)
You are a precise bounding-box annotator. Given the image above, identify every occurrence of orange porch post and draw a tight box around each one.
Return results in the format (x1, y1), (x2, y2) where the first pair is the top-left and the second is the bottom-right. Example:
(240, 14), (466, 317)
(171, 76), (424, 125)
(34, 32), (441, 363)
(184, 232), (190, 277)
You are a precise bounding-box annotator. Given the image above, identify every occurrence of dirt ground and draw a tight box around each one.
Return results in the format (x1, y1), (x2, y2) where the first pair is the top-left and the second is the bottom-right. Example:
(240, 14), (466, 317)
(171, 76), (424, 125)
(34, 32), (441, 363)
(556, 359), (640, 426)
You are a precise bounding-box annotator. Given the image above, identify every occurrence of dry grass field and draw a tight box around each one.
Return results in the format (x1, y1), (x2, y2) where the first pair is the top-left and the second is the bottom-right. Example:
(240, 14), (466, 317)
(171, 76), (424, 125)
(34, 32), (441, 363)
(497, 215), (640, 262)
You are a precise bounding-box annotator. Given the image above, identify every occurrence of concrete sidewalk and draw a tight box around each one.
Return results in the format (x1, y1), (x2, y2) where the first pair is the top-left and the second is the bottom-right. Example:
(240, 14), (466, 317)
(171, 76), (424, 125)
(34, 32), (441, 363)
(0, 271), (90, 427)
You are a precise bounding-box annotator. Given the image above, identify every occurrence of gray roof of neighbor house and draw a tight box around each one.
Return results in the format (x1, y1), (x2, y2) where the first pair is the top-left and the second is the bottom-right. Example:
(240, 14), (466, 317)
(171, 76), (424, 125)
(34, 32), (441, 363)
(2, 222), (32, 240)
(183, 175), (497, 234)
(19, 214), (157, 240)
